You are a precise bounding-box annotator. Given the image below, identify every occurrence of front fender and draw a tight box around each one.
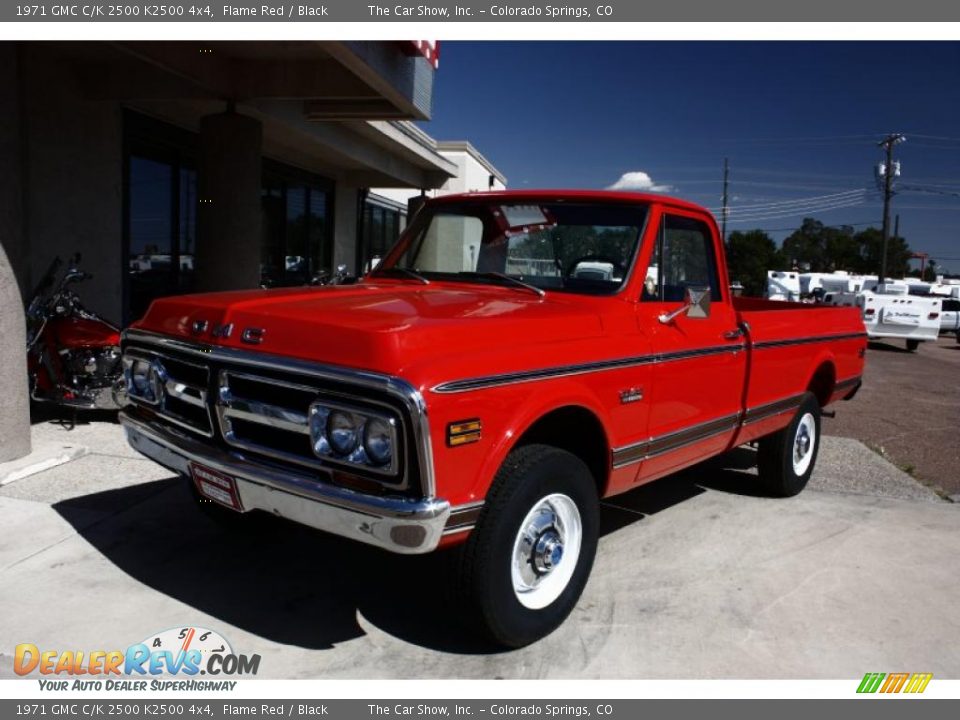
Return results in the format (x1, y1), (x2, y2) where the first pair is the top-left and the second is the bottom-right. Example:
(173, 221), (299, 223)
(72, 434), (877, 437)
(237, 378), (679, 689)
(427, 377), (614, 506)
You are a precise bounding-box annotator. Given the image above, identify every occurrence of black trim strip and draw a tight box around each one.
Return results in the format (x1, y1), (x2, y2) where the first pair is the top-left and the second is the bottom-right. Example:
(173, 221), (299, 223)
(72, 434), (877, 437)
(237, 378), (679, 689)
(834, 375), (862, 392)
(752, 332), (867, 350)
(433, 344), (744, 394)
(442, 501), (484, 533)
(612, 412), (742, 469)
(612, 389), (815, 469)
(742, 394), (804, 426)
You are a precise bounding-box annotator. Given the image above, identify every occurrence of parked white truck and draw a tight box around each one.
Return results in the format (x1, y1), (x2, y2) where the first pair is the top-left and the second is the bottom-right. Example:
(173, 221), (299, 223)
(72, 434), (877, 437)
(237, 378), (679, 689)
(823, 281), (942, 351)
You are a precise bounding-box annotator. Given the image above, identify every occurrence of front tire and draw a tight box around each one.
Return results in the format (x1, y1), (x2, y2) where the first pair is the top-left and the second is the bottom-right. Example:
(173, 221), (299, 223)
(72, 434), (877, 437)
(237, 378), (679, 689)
(756, 392), (821, 497)
(457, 444), (599, 648)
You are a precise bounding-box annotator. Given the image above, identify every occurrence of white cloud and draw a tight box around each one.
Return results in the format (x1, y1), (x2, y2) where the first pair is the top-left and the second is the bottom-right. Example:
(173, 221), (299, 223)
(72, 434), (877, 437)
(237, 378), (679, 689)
(606, 171), (674, 193)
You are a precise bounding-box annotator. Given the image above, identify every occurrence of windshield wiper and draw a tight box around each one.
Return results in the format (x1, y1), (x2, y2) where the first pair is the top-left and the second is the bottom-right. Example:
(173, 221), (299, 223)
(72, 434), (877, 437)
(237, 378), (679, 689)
(370, 267), (430, 285)
(461, 272), (545, 298)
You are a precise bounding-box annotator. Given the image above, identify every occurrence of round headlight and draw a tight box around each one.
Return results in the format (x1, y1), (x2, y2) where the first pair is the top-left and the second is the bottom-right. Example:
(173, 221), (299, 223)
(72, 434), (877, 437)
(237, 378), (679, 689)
(129, 359), (163, 403)
(131, 360), (150, 393)
(363, 417), (393, 466)
(327, 411), (360, 455)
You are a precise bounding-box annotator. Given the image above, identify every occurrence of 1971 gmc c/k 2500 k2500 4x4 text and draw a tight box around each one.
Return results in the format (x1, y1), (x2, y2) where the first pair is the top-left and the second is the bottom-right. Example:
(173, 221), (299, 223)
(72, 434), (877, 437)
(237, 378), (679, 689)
(119, 190), (866, 647)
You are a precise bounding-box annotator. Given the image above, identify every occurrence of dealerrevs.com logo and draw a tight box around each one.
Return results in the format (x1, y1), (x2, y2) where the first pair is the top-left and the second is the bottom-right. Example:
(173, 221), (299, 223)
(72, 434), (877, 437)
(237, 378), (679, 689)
(14, 627), (260, 691)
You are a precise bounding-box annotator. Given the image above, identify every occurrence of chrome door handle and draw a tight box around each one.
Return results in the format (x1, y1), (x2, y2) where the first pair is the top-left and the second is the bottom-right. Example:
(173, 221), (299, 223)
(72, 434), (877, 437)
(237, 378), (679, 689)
(723, 328), (744, 340)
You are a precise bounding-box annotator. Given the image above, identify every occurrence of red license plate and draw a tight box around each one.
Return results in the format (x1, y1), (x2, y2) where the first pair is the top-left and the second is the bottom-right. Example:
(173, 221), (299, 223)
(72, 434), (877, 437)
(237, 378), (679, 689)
(190, 463), (243, 511)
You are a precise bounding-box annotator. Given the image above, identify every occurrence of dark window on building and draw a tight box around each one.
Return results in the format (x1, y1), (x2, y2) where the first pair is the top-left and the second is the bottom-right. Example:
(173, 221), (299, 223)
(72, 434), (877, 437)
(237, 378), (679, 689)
(125, 114), (334, 320)
(260, 162), (333, 288)
(124, 112), (198, 324)
(361, 200), (404, 271)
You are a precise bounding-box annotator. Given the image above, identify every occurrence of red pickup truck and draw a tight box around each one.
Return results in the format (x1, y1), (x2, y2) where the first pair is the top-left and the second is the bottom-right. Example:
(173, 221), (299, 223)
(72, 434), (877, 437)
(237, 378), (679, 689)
(119, 190), (866, 647)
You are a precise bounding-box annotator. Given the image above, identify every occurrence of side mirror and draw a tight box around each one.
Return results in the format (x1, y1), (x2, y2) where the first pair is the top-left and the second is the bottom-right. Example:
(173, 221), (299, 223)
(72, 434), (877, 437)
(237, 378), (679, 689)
(658, 286), (711, 324)
(64, 268), (87, 284)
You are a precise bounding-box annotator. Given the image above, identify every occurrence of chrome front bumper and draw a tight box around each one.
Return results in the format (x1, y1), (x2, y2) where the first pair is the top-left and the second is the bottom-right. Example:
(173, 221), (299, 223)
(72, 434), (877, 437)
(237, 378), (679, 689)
(120, 410), (451, 554)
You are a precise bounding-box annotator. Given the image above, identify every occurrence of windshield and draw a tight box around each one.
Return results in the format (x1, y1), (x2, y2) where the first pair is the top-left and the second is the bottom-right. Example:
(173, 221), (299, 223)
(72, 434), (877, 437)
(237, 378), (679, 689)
(376, 201), (649, 296)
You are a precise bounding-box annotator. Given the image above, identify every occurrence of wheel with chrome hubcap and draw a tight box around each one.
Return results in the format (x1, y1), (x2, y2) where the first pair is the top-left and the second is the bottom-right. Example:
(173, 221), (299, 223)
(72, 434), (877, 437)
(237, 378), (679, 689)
(457, 444), (598, 648)
(511, 493), (582, 610)
(757, 391), (821, 497)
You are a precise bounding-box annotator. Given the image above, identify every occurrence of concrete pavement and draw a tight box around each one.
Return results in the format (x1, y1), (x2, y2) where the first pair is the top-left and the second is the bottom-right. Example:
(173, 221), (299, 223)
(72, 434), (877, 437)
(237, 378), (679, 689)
(0, 418), (956, 679)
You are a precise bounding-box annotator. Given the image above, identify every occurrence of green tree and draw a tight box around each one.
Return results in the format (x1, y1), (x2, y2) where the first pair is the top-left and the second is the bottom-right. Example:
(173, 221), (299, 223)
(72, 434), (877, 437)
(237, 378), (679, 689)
(854, 227), (911, 279)
(781, 218), (829, 271)
(824, 225), (861, 272)
(725, 229), (781, 296)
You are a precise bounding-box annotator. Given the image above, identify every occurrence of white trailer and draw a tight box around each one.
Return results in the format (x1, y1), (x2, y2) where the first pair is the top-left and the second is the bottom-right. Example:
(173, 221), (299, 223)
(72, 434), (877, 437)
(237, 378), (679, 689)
(766, 270), (800, 301)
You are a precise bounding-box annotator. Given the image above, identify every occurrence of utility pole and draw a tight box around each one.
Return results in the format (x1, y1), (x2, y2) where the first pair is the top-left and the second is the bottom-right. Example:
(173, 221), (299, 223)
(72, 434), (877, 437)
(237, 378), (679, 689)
(877, 134), (906, 284)
(721, 157), (729, 244)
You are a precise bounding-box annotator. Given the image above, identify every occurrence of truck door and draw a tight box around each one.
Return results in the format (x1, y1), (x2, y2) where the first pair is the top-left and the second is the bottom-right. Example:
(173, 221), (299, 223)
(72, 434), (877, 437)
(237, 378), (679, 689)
(637, 210), (747, 482)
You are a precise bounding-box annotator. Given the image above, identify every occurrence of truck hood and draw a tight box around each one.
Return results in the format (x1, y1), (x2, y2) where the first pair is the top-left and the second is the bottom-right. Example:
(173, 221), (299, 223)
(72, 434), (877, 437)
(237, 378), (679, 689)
(132, 282), (605, 376)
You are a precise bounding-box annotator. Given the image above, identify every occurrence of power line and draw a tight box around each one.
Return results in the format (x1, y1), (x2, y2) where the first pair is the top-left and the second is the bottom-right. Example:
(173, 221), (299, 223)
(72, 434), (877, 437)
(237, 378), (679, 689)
(711, 188), (867, 213)
(899, 185), (960, 199)
(729, 221), (878, 233)
(906, 133), (960, 143)
(715, 133), (885, 144)
(724, 198), (874, 223)
(711, 192), (879, 222)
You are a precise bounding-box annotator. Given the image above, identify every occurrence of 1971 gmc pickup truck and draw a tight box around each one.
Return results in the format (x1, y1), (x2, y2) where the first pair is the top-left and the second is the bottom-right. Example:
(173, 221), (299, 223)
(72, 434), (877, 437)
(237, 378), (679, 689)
(118, 190), (866, 647)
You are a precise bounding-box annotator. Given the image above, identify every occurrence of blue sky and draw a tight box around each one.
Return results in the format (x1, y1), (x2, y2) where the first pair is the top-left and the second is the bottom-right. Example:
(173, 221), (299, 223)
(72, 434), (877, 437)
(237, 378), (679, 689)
(422, 42), (960, 274)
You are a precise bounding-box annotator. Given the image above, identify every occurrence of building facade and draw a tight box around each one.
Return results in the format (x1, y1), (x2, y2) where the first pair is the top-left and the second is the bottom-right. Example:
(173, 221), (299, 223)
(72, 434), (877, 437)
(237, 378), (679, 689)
(0, 40), (455, 461)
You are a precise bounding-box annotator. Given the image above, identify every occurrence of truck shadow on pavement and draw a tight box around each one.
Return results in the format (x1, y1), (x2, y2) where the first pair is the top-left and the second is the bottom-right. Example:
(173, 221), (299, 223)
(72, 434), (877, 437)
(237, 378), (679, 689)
(52, 447), (766, 655)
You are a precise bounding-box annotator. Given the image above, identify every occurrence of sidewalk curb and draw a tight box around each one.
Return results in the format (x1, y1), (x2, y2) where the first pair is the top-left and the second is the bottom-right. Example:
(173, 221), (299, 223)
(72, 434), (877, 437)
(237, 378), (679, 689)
(0, 441), (89, 486)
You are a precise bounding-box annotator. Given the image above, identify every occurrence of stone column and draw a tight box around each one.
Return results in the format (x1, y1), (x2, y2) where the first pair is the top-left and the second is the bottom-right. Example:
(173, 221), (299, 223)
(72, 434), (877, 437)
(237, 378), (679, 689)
(0, 44), (30, 462)
(0, 241), (30, 462)
(196, 110), (262, 292)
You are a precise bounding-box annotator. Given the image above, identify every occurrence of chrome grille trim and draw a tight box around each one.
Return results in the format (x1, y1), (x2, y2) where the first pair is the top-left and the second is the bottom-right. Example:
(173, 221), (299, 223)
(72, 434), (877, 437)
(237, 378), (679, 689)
(165, 380), (207, 408)
(121, 329), (435, 497)
(215, 370), (403, 482)
(124, 349), (214, 437)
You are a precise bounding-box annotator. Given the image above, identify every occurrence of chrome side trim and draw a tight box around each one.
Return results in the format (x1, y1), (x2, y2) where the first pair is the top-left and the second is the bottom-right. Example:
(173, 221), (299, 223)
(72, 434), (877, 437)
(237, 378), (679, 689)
(432, 343), (744, 394)
(122, 329), (437, 498)
(120, 409), (450, 555)
(741, 394), (804, 426)
(752, 331), (868, 350)
(612, 412), (742, 469)
(443, 500), (485, 535)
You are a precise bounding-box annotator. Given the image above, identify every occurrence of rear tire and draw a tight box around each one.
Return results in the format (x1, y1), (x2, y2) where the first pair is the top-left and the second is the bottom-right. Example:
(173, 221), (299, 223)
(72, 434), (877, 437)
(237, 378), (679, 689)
(456, 444), (599, 648)
(757, 392), (821, 497)
(906, 339), (920, 352)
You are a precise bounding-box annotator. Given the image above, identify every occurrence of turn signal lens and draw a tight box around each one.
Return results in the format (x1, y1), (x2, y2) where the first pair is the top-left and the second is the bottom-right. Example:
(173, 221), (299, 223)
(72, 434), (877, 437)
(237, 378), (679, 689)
(448, 419), (482, 447)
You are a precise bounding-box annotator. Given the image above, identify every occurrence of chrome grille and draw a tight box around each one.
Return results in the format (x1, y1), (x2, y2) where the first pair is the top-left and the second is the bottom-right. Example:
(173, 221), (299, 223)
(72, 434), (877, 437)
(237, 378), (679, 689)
(121, 331), (429, 496)
(215, 370), (403, 483)
(125, 350), (213, 436)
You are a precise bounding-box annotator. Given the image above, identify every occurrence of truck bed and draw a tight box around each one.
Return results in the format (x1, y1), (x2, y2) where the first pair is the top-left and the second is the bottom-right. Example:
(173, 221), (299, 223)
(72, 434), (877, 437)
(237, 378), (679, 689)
(732, 296), (867, 444)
